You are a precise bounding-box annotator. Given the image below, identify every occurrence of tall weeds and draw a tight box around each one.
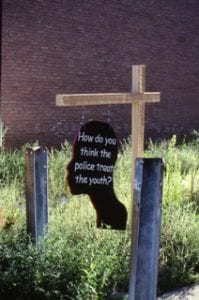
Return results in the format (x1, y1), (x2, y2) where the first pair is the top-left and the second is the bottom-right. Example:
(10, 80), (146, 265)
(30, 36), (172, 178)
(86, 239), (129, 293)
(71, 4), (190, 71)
(0, 134), (198, 299)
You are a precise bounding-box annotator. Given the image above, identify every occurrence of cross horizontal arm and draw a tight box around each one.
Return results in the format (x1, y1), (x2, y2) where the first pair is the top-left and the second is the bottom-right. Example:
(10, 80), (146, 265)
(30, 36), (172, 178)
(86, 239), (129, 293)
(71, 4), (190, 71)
(56, 92), (160, 107)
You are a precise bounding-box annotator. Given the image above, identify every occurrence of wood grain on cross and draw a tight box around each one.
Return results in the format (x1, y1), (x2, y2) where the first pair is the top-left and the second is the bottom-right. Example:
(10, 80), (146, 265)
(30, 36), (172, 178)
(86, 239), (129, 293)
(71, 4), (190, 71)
(56, 65), (160, 161)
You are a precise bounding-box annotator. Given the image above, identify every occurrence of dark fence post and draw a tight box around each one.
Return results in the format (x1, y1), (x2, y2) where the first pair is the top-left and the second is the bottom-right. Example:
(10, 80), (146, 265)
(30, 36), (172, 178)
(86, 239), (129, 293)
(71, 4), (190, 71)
(25, 146), (48, 243)
(129, 158), (163, 300)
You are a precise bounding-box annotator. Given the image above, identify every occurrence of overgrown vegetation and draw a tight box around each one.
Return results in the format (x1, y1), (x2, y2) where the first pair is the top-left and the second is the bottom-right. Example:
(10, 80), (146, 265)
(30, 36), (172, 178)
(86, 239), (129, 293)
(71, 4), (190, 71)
(0, 133), (199, 299)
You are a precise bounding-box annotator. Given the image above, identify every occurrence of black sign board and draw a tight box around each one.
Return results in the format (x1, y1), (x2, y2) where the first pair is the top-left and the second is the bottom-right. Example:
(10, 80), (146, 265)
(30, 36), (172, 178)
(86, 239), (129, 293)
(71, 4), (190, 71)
(67, 121), (127, 230)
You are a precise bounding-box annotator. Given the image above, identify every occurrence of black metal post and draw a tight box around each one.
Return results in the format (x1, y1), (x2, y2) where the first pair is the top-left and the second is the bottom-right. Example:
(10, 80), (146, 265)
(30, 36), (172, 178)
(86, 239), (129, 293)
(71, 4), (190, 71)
(25, 146), (48, 243)
(129, 158), (163, 300)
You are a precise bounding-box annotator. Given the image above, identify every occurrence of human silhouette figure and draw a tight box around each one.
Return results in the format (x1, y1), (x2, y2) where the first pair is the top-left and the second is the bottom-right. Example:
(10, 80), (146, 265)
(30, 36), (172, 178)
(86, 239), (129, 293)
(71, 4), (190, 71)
(66, 121), (127, 230)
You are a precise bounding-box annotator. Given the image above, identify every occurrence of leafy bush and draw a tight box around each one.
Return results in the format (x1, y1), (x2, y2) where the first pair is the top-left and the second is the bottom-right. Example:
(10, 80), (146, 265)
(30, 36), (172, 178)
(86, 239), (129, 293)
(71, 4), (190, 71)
(0, 216), (130, 299)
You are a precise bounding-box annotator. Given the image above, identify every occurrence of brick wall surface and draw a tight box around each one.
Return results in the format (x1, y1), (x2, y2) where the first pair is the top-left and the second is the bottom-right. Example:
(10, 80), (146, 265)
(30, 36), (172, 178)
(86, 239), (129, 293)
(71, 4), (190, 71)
(1, 0), (199, 148)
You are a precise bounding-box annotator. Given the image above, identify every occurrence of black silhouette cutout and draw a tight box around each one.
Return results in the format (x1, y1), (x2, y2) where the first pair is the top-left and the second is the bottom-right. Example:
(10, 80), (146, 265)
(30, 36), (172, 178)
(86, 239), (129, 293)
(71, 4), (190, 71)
(66, 121), (127, 230)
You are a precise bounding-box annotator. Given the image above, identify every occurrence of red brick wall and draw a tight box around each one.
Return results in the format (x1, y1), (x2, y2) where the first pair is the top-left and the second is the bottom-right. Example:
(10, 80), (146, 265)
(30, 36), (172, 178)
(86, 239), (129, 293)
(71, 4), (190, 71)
(1, 0), (199, 148)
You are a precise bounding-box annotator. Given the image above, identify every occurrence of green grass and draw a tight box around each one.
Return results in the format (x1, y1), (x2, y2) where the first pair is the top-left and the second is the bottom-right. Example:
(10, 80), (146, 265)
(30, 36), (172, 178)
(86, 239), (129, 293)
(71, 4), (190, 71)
(0, 134), (199, 299)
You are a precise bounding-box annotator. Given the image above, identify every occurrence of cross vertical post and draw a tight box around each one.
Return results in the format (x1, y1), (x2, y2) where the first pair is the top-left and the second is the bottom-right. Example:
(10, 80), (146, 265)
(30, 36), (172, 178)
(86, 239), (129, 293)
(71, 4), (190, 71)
(132, 64), (145, 159)
(131, 65), (146, 210)
(129, 65), (146, 299)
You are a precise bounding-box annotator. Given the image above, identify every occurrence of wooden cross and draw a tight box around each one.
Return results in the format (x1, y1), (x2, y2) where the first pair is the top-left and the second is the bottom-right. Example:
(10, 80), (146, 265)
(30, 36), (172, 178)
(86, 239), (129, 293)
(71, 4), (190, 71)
(56, 65), (161, 298)
(56, 65), (160, 162)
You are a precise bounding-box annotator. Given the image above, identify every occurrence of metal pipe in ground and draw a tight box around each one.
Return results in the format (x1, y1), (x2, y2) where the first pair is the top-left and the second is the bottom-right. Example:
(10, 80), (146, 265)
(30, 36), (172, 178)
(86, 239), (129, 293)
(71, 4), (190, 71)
(25, 146), (48, 244)
(129, 158), (163, 300)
